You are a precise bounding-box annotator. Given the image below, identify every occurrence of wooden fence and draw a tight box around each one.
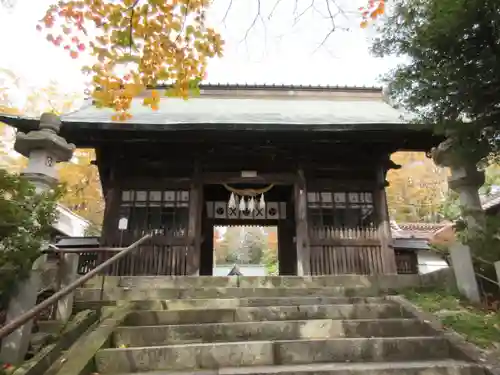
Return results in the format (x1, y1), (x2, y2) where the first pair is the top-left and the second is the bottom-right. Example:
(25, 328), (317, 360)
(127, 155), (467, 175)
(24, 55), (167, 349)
(309, 227), (384, 275)
(78, 244), (191, 276)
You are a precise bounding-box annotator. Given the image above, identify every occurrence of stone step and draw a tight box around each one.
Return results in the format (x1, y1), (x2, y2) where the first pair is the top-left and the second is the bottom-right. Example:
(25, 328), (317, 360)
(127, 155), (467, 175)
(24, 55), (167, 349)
(75, 286), (385, 302)
(84, 275), (422, 290)
(128, 296), (388, 311)
(109, 361), (487, 375)
(95, 336), (454, 373)
(113, 318), (435, 347)
(74, 296), (389, 313)
(123, 303), (411, 326)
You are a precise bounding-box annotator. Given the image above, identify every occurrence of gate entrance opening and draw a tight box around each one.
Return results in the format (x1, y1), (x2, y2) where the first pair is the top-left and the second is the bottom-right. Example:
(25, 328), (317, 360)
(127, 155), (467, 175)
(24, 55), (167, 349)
(200, 184), (297, 275)
(212, 226), (278, 276)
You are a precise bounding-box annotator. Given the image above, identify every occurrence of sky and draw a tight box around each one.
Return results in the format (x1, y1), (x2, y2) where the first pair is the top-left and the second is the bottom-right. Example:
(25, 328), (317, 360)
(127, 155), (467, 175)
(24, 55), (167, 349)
(0, 0), (402, 106)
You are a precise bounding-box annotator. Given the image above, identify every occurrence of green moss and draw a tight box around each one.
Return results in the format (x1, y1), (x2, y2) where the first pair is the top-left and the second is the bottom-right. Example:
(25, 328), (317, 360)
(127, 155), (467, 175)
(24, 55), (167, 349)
(402, 288), (500, 349)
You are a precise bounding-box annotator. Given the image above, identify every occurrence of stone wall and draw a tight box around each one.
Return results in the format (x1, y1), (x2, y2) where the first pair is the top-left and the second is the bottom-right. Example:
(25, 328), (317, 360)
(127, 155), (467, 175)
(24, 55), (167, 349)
(419, 267), (457, 290)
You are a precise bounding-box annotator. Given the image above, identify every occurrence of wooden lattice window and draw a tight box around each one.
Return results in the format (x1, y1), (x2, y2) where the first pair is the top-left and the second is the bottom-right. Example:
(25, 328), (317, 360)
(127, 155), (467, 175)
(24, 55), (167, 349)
(119, 190), (190, 237)
(307, 191), (375, 229)
(395, 250), (418, 274)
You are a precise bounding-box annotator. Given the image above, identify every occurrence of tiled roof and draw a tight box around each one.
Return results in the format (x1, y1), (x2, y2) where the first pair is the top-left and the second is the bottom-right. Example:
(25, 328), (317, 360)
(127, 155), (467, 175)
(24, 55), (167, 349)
(158, 82), (384, 91)
(396, 222), (448, 232)
(391, 221), (449, 240)
(0, 84), (434, 140)
(0, 84), (401, 125)
(61, 96), (408, 126)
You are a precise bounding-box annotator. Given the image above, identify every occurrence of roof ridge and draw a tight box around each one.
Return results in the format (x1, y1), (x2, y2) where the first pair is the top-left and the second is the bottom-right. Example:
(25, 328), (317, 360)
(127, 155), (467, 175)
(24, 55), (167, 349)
(150, 82), (384, 92)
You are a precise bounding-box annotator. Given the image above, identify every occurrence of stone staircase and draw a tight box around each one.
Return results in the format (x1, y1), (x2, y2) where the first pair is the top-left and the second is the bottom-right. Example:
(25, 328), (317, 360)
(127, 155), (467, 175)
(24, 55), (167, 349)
(67, 276), (488, 375)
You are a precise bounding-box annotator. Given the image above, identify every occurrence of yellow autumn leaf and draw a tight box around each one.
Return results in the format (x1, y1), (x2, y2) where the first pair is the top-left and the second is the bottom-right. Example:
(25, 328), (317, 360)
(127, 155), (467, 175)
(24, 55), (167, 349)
(38, 0), (224, 120)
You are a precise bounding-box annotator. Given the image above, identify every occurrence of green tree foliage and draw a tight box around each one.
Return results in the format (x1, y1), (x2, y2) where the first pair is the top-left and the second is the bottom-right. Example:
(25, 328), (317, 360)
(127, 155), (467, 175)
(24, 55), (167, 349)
(0, 169), (61, 311)
(262, 246), (278, 275)
(262, 227), (278, 274)
(439, 191), (461, 222)
(372, 0), (500, 164)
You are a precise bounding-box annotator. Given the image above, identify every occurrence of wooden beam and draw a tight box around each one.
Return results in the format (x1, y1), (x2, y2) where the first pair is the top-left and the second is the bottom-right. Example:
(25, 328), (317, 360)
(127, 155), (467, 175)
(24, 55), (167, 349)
(108, 177), (193, 189)
(201, 172), (297, 185)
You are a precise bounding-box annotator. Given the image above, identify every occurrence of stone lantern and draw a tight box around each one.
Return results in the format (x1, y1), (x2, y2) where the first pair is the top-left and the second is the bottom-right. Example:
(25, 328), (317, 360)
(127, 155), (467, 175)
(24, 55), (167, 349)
(14, 112), (75, 191)
(1, 113), (76, 364)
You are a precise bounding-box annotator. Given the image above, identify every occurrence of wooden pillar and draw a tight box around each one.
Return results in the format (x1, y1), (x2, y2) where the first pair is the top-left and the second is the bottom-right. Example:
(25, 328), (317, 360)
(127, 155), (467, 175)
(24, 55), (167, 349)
(187, 163), (203, 275)
(100, 158), (121, 246)
(101, 187), (121, 245)
(294, 168), (311, 276)
(375, 166), (397, 274)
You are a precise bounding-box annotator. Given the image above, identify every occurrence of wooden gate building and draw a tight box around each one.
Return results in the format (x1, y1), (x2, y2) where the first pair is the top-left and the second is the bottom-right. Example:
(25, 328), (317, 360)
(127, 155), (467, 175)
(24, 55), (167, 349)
(1, 84), (441, 276)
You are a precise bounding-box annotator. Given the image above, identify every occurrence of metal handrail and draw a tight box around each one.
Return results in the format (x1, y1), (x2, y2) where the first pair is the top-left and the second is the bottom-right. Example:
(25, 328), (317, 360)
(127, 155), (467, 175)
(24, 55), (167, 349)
(0, 232), (153, 340)
(475, 271), (500, 287)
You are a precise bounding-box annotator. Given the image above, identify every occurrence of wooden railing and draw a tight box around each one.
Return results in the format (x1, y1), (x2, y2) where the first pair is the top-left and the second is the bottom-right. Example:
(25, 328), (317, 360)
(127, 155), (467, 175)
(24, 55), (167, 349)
(78, 245), (191, 276)
(309, 227), (384, 275)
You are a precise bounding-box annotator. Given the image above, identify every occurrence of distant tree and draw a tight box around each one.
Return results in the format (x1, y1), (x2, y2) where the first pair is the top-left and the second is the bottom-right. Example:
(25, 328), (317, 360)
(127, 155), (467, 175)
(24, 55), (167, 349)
(241, 226), (266, 264)
(387, 152), (449, 222)
(215, 226), (241, 264)
(0, 70), (104, 228)
(58, 149), (104, 228)
(262, 246), (278, 275)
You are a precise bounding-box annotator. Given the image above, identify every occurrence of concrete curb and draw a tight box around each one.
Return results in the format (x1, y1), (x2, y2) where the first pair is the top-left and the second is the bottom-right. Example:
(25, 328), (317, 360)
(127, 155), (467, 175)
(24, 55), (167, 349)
(11, 310), (98, 375)
(387, 295), (500, 375)
(84, 274), (438, 290)
(50, 303), (133, 375)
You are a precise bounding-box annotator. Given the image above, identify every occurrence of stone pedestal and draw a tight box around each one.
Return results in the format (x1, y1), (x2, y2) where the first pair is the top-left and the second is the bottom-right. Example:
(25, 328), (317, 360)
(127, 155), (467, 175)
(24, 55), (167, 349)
(449, 243), (481, 303)
(0, 256), (47, 364)
(55, 253), (80, 321)
(432, 138), (485, 303)
(0, 113), (75, 365)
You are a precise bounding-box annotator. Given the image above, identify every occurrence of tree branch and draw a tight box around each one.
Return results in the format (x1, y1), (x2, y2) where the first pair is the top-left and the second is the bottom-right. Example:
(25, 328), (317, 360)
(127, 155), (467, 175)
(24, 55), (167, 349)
(267, 0), (283, 20)
(222, 0), (233, 26)
(241, 0), (263, 43)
